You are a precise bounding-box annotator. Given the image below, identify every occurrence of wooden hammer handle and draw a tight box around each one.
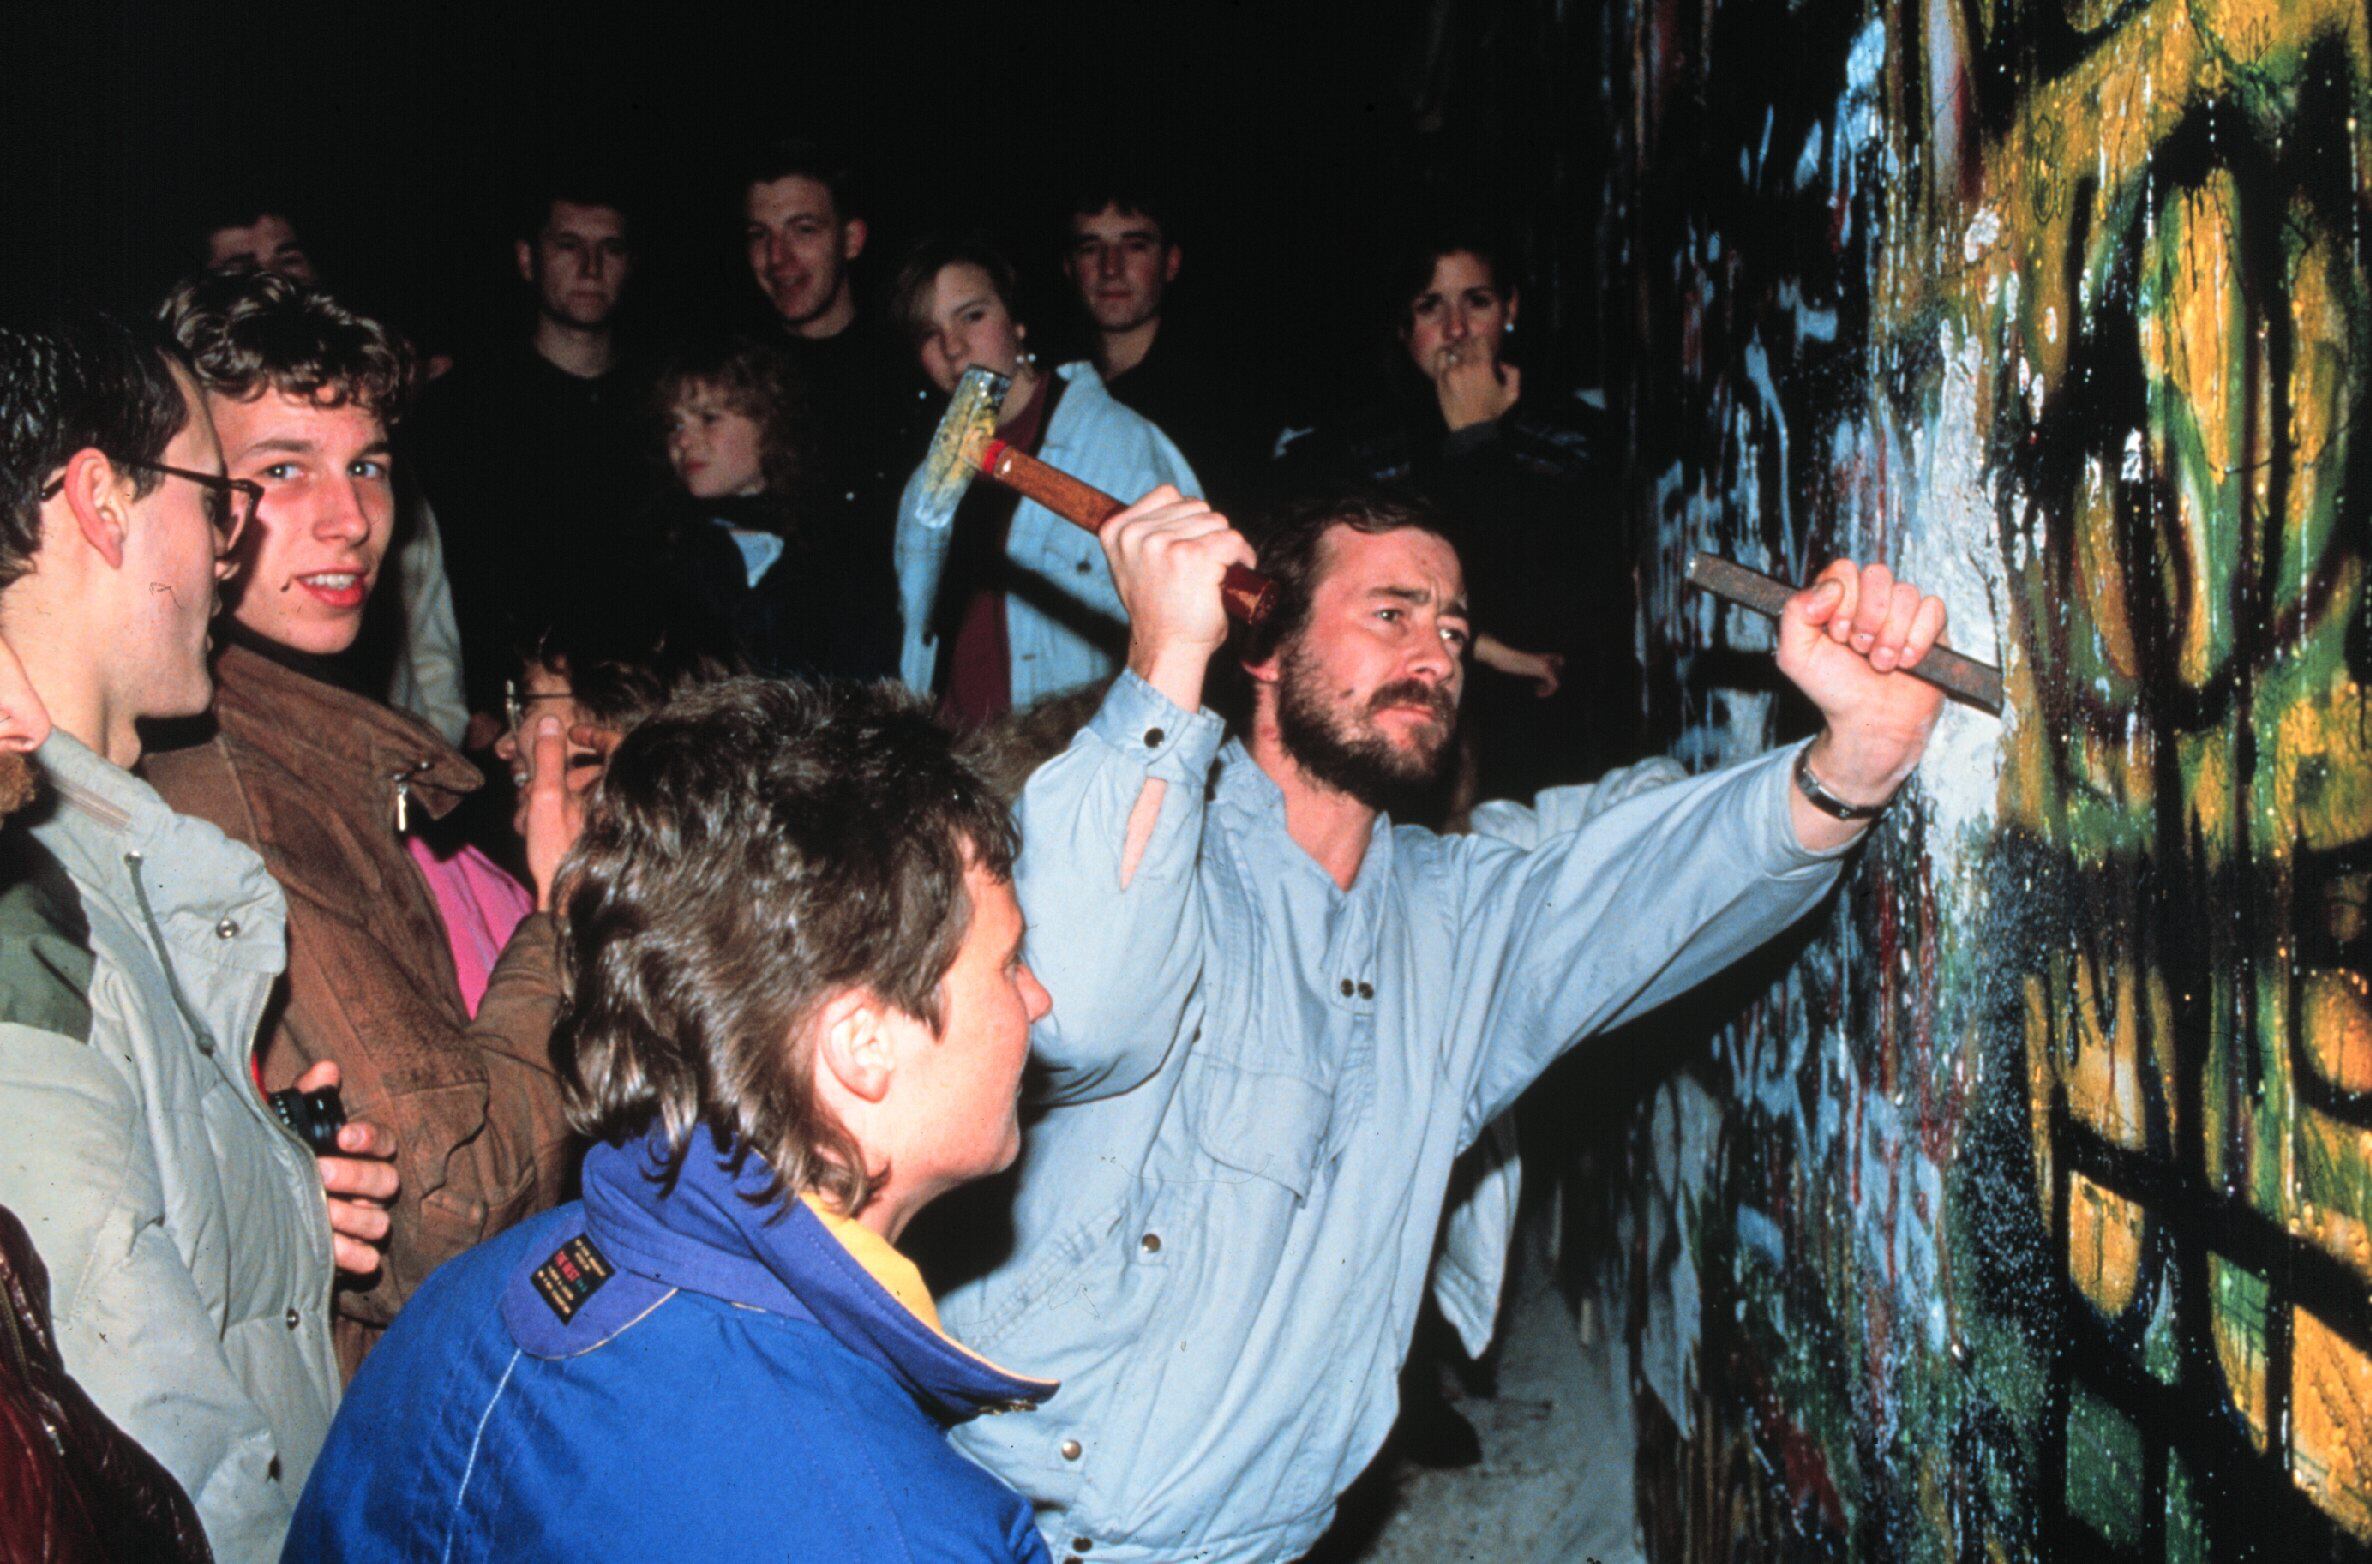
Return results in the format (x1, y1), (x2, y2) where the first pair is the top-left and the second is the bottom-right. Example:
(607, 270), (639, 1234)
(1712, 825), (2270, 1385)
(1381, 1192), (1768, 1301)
(1684, 551), (2004, 715)
(983, 440), (1277, 626)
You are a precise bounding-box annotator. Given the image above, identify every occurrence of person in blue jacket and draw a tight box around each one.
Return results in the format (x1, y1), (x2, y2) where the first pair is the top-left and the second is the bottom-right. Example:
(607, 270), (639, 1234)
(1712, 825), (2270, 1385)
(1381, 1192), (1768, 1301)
(285, 678), (1059, 1562)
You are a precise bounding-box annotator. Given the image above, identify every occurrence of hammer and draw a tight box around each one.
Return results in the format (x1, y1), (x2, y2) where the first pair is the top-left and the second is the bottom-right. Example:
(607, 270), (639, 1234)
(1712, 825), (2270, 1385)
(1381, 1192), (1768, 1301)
(918, 366), (1278, 625)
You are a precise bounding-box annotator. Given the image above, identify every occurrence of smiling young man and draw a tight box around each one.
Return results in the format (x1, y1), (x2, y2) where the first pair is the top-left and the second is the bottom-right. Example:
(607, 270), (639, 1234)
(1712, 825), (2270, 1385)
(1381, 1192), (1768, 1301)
(939, 486), (1949, 1560)
(145, 271), (577, 1377)
(0, 311), (398, 1559)
(736, 137), (924, 635)
(289, 680), (1058, 1561)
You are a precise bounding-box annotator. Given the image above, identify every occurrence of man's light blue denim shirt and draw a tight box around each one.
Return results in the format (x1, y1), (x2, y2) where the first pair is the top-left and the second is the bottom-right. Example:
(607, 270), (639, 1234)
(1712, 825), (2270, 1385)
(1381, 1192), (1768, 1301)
(943, 673), (1849, 1562)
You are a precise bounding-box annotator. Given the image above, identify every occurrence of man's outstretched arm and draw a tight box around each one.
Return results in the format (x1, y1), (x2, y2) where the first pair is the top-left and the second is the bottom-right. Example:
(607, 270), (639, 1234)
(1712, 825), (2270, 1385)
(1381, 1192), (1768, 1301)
(1012, 488), (1255, 1104)
(1455, 559), (1950, 1131)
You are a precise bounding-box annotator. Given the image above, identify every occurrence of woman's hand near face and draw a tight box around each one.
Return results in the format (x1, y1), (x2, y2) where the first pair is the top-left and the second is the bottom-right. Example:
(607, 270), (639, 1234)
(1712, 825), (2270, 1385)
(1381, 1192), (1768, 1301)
(1430, 340), (1521, 432)
(506, 716), (619, 910)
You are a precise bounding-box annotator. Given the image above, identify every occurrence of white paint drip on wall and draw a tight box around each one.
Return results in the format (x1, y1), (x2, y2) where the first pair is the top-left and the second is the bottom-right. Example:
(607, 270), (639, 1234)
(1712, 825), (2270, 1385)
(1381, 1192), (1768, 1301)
(1899, 321), (2010, 850)
(1963, 205), (2003, 265)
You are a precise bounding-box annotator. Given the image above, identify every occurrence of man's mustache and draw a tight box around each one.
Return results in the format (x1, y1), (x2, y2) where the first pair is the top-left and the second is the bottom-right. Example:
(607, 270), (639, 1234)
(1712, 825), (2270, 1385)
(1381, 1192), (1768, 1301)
(1366, 680), (1454, 725)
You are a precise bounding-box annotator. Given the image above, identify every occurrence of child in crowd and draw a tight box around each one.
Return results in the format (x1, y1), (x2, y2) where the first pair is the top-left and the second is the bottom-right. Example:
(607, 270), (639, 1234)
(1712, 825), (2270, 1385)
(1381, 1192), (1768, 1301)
(651, 336), (900, 681)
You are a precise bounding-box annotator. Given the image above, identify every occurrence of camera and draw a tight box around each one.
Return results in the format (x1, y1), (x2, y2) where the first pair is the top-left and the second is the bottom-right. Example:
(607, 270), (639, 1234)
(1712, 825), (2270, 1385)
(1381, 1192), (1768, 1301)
(269, 1084), (347, 1156)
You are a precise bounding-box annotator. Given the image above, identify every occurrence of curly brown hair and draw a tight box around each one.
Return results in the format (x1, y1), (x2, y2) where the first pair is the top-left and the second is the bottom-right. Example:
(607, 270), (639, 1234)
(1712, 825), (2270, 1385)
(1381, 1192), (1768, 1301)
(156, 270), (414, 422)
(652, 337), (813, 499)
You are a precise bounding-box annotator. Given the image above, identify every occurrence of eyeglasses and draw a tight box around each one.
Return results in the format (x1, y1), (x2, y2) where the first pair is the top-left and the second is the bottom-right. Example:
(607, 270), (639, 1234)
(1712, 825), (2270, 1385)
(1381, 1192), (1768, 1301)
(504, 678), (577, 737)
(40, 459), (261, 553)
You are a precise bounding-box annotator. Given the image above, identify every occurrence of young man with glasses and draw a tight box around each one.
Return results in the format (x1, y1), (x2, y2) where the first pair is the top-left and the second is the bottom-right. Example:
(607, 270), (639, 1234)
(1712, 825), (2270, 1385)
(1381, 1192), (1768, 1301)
(144, 270), (581, 1379)
(0, 310), (398, 1558)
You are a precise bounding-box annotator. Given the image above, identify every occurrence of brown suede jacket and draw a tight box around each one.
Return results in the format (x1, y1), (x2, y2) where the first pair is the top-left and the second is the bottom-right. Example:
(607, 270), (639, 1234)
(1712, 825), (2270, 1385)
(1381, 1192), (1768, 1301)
(144, 642), (573, 1374)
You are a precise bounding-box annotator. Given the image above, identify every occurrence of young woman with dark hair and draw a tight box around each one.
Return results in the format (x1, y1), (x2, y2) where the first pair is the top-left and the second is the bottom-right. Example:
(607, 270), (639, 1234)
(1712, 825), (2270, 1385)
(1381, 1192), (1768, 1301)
(1284, 225), (1644, 806)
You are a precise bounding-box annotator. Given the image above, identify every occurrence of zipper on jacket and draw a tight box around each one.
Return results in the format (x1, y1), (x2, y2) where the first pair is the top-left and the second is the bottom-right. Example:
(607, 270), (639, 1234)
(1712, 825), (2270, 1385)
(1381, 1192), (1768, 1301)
(389, 756), (435, 835)
(122, 852), (221, 1057)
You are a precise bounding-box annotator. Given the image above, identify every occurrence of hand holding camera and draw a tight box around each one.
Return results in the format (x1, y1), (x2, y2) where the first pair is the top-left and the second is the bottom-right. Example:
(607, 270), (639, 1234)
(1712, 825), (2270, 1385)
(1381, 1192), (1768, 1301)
(278, 1061), (400, 1279)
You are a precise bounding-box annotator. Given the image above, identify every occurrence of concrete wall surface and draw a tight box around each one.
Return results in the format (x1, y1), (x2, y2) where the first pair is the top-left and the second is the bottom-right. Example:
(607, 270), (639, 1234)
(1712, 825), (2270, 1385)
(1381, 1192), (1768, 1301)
(1572, 0), (2372, 1555)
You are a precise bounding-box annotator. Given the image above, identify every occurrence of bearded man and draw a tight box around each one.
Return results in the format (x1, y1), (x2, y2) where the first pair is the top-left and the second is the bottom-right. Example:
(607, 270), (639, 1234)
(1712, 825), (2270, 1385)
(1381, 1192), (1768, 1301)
(937, 486), (1951, 1562)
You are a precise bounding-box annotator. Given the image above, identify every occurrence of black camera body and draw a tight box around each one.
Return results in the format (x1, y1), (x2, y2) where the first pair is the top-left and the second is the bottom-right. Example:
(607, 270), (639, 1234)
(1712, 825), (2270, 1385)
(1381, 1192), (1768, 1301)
(269, 1084), (347, 1156)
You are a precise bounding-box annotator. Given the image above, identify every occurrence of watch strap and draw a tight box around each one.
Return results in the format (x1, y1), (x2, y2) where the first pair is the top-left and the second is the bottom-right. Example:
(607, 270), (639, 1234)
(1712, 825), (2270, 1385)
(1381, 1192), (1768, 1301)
(1793, 747), (1890, 821)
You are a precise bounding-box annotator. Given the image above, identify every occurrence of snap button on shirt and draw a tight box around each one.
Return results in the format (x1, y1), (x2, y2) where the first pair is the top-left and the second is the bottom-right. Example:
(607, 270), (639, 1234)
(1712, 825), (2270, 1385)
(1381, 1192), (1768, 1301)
(215, 916), (240, 939)
(1060, 1438), (1083, 1461)
(1139, 1233), (1162, 1254)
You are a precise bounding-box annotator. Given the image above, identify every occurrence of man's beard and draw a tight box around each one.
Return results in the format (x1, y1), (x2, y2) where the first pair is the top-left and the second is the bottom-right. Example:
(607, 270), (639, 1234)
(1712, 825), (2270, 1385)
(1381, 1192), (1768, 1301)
(1275, 642), (1457, 814)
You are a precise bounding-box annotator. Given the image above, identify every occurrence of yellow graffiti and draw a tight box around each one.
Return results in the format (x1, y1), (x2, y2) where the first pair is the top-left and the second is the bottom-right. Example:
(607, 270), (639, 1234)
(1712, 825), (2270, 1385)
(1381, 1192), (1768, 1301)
(1926, 0), (2372, 1541)
(2292, 1308), (2372, 1535)
(2068, 1169), (2146, 1313)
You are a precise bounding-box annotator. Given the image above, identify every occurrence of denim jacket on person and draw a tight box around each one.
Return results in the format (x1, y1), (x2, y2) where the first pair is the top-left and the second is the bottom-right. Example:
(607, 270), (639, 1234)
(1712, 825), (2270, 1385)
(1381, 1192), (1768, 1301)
(0, 730), (339, 1563)
(894, 361), (1200, 707)
(287, 1125), (1056, 1563)
(939, 674), (1849, 1562)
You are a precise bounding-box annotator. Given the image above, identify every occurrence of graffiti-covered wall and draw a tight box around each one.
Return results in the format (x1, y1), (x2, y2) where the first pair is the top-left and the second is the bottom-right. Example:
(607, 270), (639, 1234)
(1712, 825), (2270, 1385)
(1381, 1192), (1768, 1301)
(1586, 0), (2372, 1555)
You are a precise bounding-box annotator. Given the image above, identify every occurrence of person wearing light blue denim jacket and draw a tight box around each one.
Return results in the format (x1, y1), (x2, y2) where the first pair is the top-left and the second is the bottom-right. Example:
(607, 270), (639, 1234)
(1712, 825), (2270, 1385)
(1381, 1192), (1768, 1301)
(940, 487), (1953, 1561)
(895, 360), (1198, 707)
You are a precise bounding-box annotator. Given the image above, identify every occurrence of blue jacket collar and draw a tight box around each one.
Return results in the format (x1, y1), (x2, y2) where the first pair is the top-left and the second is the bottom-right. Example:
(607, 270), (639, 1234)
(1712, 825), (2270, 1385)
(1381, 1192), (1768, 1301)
(501, 1125), (1056, 1423)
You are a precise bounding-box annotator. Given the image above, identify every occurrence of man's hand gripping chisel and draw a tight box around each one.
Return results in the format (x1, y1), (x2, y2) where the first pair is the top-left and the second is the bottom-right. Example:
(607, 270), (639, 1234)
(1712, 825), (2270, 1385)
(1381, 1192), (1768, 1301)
(1684, 552), (2004, 715)
(919, 366), (1278, 626)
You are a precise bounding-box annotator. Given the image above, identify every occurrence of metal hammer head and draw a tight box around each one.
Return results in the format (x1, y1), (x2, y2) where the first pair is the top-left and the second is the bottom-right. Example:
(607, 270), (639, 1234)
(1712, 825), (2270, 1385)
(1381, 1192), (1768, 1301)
(915, 366), (1011, 520)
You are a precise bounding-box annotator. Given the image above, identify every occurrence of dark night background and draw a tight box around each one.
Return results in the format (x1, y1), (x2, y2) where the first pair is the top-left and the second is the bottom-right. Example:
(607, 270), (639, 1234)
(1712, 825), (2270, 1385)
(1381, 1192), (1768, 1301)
(1, 2), (1611, 417)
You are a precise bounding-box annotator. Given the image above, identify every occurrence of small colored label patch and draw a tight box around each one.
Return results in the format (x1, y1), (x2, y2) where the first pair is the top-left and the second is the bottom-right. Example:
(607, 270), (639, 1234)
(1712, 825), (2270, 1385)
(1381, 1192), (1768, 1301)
(530, 1235), (615, 1323)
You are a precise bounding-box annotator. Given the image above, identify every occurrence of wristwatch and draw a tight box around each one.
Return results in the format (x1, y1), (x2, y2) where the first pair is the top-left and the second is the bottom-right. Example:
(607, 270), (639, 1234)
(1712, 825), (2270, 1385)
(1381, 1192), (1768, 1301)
(1793, 747), (1891, 821)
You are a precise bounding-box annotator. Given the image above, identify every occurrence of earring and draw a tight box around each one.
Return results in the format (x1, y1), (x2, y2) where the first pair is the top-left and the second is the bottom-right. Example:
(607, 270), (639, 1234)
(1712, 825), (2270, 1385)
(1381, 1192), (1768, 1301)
(1502, 319), (1515, 335)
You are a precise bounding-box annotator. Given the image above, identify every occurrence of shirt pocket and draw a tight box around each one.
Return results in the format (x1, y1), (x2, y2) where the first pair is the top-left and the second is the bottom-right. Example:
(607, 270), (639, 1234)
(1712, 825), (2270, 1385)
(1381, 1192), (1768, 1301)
(960, 1193), (1131, 1353)
(1180, 1054), (1334, 1199)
